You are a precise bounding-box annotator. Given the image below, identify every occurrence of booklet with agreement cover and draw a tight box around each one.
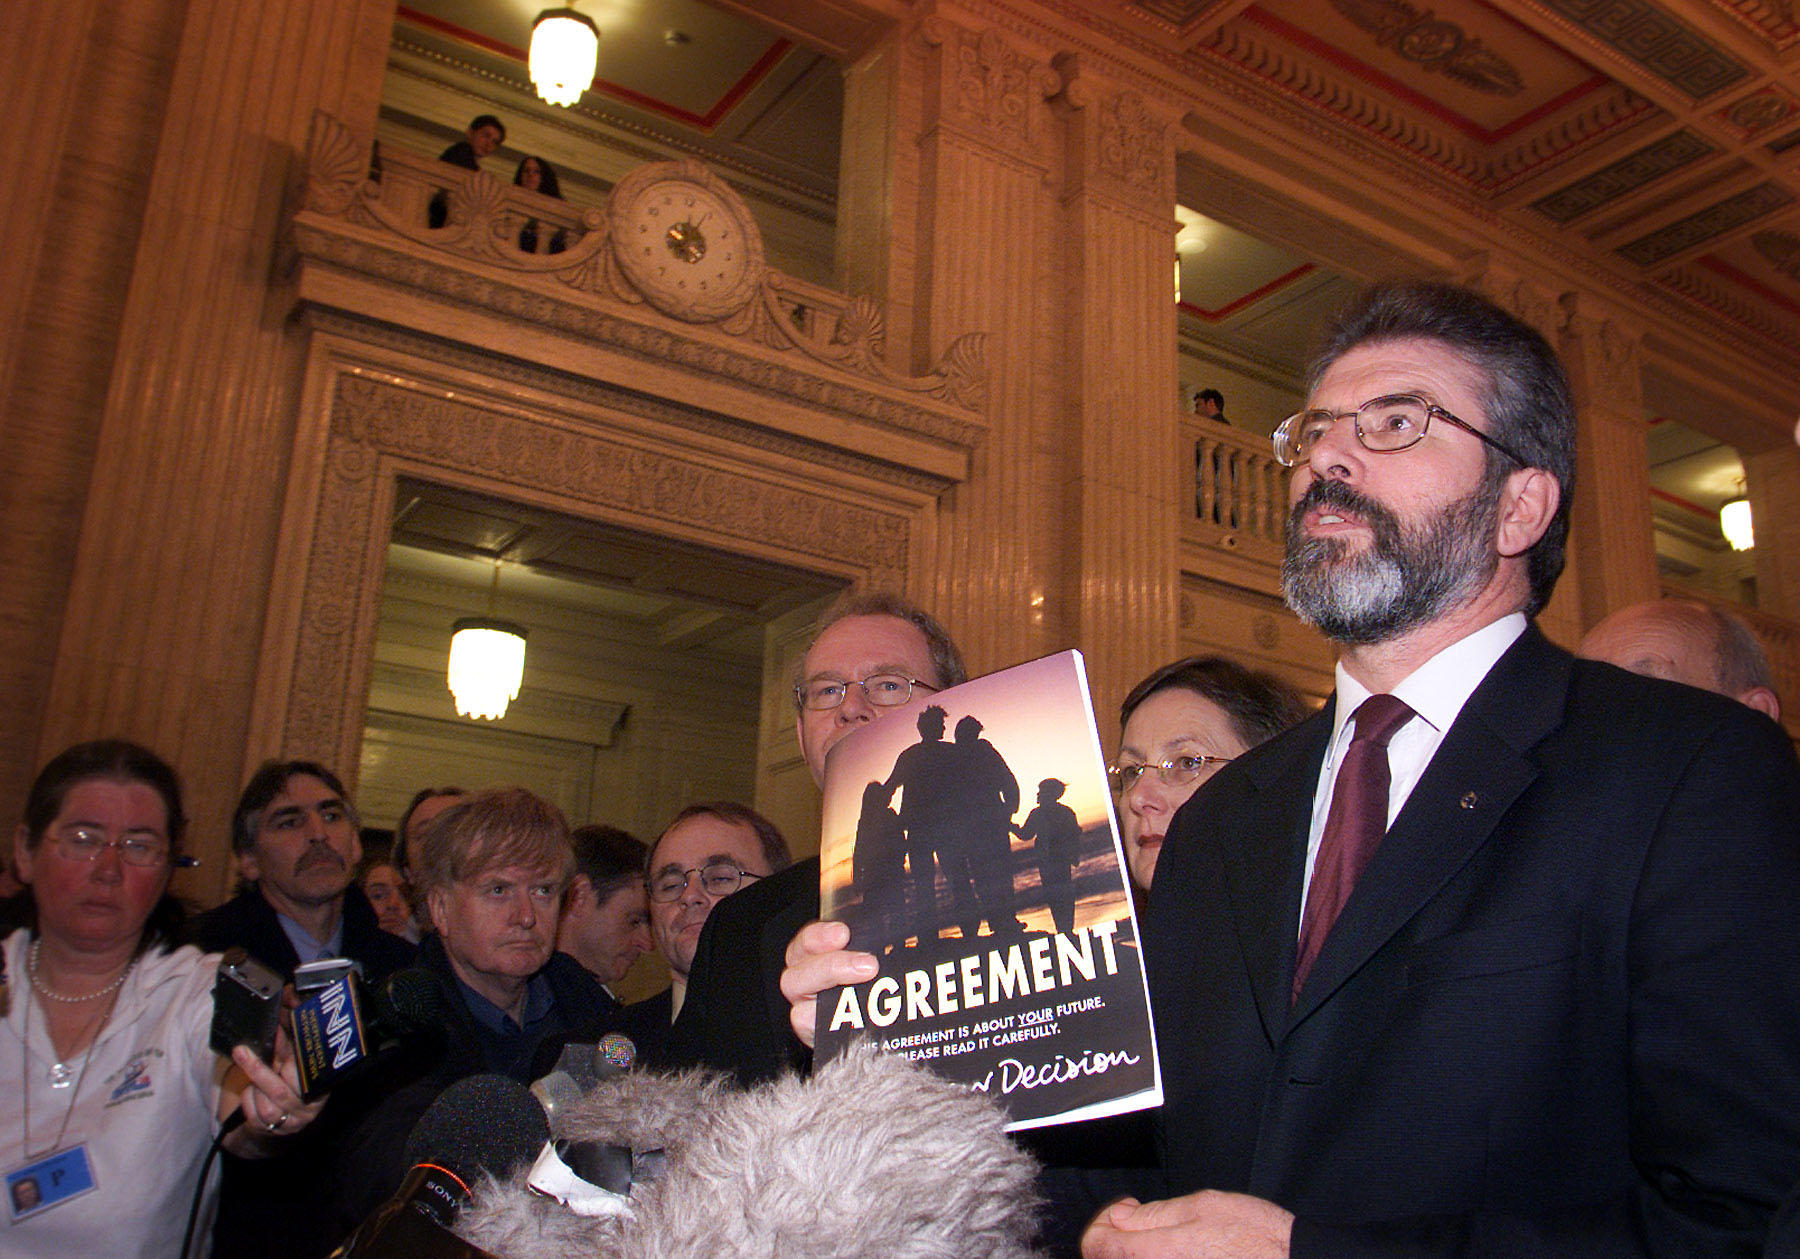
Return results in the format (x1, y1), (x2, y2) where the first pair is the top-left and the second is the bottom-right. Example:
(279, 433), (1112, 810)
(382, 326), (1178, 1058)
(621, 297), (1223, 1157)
(812, 649), (1161, 1131)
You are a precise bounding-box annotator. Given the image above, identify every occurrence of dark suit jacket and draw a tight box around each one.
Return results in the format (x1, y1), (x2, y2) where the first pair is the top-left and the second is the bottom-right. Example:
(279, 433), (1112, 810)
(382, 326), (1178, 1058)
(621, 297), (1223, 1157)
(189, 884), (417, 1259)
(672, 857), (818, 1085)
(615, 985), (678, 1068)
(1144, 626), (1800, 1257)
(327, 935), (607, 1244)
(190, 882), (416, 983)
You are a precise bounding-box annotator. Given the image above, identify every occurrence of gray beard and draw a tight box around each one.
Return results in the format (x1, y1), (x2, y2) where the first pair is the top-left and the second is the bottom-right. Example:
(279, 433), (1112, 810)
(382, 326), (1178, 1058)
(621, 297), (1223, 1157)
(1282, 479), (1501, 646)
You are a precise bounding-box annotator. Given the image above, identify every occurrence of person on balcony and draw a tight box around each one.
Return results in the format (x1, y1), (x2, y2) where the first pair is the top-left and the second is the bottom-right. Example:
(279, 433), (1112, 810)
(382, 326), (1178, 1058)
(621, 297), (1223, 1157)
(430, 114), (506, 229)
(514, 155), (567, 255)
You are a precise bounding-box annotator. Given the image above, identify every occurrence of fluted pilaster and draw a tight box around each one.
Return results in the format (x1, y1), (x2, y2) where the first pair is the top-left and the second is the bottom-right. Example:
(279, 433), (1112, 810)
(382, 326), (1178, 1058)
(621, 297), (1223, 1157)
(1556, 290), (1660, 631)
(36, 0), (396, 889)
(0, 0), (185, 832)
(1055, 57), (1182, 740)
(880, 14), (1066, 675)
(1746, 445), (1800, 623)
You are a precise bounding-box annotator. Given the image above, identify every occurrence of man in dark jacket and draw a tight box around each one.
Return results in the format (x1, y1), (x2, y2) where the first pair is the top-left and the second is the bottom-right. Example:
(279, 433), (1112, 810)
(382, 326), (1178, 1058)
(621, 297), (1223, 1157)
(675, 592), (966, 1085)
(194, 759), (415, 979)
(430, 114), (506, 228)
(328, 787), (606, 1241)
(192, 760), (416, 1259)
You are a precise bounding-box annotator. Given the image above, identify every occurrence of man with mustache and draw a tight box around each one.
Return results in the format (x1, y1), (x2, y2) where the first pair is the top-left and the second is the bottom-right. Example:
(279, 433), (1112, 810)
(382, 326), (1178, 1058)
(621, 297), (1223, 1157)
(192, 761), (415, 1259)
(195, 758), (414, 981)
(788, 282), (1800, 1257)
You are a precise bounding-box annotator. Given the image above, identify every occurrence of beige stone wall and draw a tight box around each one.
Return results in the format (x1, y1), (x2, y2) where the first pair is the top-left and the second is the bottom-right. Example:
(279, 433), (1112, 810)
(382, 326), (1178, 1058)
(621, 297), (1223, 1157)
(0, 0), (398, 899)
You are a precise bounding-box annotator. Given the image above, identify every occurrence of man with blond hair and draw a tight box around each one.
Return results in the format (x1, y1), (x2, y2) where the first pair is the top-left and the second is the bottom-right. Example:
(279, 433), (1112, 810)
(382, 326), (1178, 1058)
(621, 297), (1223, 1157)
(330, 787), (604, 1242)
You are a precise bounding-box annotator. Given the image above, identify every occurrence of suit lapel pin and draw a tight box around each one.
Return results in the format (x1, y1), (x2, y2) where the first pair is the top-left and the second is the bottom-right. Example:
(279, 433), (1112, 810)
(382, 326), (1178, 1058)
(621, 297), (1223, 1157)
(1459, 791), (1479, 810)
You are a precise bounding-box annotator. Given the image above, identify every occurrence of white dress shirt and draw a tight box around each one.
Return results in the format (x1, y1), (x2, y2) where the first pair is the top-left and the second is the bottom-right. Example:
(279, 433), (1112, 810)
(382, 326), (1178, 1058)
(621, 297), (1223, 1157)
(1300, 612), (1527, 920)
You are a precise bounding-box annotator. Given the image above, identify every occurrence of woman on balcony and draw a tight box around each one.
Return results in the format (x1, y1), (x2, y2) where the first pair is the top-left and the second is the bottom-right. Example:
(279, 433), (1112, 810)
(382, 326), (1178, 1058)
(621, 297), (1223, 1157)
(514, 156), (568, 255)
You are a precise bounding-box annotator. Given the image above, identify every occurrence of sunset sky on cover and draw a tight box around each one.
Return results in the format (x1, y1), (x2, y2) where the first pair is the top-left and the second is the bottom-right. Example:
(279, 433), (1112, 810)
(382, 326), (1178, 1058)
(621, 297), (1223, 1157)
(818, 650), (1118, 890)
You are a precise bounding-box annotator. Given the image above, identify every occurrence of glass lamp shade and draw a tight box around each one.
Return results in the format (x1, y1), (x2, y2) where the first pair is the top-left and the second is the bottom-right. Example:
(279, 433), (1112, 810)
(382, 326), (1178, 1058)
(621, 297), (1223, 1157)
(1720, 497), (1754, 551)
(529, 9), (599, 107)
(448, 618), (528, 720)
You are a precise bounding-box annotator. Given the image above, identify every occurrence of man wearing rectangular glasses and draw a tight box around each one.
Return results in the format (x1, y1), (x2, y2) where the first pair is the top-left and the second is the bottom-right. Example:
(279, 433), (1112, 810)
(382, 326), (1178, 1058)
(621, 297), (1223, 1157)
(1077, 281), (1800, 1257)
(788, 281), (1800, 1258)
(618, 802), (790, 1066)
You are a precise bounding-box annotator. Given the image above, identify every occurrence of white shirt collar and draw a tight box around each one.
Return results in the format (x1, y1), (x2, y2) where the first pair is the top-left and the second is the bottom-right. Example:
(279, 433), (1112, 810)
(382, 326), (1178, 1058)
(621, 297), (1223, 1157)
(1329, 612), (1527, 746)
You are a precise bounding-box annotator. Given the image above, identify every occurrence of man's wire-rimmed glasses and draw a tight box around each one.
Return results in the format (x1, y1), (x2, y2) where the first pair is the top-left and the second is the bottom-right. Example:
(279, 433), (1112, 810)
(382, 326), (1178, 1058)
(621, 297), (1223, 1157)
(1272, 394), (1527, 469)
(794, 674), (937, 712)
(647, 860), (763, 903)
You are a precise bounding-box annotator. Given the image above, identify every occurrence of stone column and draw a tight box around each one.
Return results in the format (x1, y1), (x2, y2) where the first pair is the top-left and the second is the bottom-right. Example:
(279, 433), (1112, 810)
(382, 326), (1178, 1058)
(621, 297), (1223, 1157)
(1746, 444), (1800, 622)
(1555, 290), (1660, 632)
(841, 12), (1065, 676)
(1053, 56), (1182, 738)
(0, 0), (184, 831)
(33, 0), (396, 885)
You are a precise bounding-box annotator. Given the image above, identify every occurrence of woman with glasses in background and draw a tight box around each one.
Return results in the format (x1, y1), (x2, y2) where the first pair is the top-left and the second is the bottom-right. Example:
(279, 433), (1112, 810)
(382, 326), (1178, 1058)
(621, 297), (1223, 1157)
(2, 740), (317, 1259)
(1111, 657), (1311, 890)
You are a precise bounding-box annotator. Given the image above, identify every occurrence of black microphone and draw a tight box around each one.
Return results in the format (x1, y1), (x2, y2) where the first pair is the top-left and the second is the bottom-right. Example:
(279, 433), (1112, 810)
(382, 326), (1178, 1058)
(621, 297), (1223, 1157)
(328, 1074), (549, 1259)
(291, 966), (447, 1098)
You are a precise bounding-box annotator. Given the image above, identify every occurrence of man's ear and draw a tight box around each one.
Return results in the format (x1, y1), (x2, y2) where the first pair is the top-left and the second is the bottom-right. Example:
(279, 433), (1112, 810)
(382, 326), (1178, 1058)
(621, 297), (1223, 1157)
(564, 874), (593, 913)
(1495, 466), (1560, 559)
(426, 886), (450, 938)
(1739, 686), (1782, 722)
(237, 845), (263, 883)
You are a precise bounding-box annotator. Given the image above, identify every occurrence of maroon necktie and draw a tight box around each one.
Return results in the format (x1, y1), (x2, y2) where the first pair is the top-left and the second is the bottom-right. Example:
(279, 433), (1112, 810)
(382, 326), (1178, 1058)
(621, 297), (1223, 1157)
(1292, 693), (1415, 1000)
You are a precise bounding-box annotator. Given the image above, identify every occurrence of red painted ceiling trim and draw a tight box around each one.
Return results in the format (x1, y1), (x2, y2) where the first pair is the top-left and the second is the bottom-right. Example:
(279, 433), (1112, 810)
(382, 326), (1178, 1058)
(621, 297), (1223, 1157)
(1651, 485), (1718, 517)
(1242, 6), (1605, 146)
(394, 5), (790, 132)
(1697, 255), (1800, 321)
(1178, 262), (1317, 321)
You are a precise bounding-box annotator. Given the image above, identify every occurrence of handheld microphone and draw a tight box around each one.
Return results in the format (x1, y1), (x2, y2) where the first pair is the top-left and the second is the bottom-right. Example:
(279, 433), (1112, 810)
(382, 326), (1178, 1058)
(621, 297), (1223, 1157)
(526, 1033), (649, 1213)
(291, 966), (446, 1099)
(328, 1074), (548, 1259)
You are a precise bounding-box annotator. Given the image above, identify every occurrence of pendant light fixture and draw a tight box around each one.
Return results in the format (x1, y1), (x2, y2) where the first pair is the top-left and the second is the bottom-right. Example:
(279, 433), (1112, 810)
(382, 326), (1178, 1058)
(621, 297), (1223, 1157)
(1720, 495), (1754, 551)
(448, 565), (528, 721)
(529, 7), (600, 107)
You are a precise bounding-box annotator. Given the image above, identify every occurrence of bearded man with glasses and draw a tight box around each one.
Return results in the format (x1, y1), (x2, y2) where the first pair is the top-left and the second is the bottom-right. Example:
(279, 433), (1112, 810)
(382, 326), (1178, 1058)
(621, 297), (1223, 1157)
(781, 282), (1800, 1259)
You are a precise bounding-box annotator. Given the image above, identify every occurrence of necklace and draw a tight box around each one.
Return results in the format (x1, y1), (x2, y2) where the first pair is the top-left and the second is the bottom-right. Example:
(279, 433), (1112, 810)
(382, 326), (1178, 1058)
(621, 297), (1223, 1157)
(28, 936), (133, 1003)
(21, 943), (127, 1157)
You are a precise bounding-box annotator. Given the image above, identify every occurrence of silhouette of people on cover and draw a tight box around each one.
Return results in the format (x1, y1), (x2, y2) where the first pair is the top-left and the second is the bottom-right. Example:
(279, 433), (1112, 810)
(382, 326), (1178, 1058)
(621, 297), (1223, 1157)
(945, 714), (1025, 940)
(868, 706), (1028, 944)
(1016, 778), (1081, 934)
(880, 706), (963, 940)
(848, 780), (907, 954)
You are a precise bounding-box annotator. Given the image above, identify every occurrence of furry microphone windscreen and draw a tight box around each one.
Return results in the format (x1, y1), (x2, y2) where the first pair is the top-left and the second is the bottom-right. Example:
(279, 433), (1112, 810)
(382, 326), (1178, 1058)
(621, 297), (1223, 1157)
(455, 1042), (1047, 1259)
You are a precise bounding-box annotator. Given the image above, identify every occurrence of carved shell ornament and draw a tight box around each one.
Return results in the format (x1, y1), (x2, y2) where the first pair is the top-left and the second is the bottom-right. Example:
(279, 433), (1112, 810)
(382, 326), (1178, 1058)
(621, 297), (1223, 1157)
(607, 159), (767, 323)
